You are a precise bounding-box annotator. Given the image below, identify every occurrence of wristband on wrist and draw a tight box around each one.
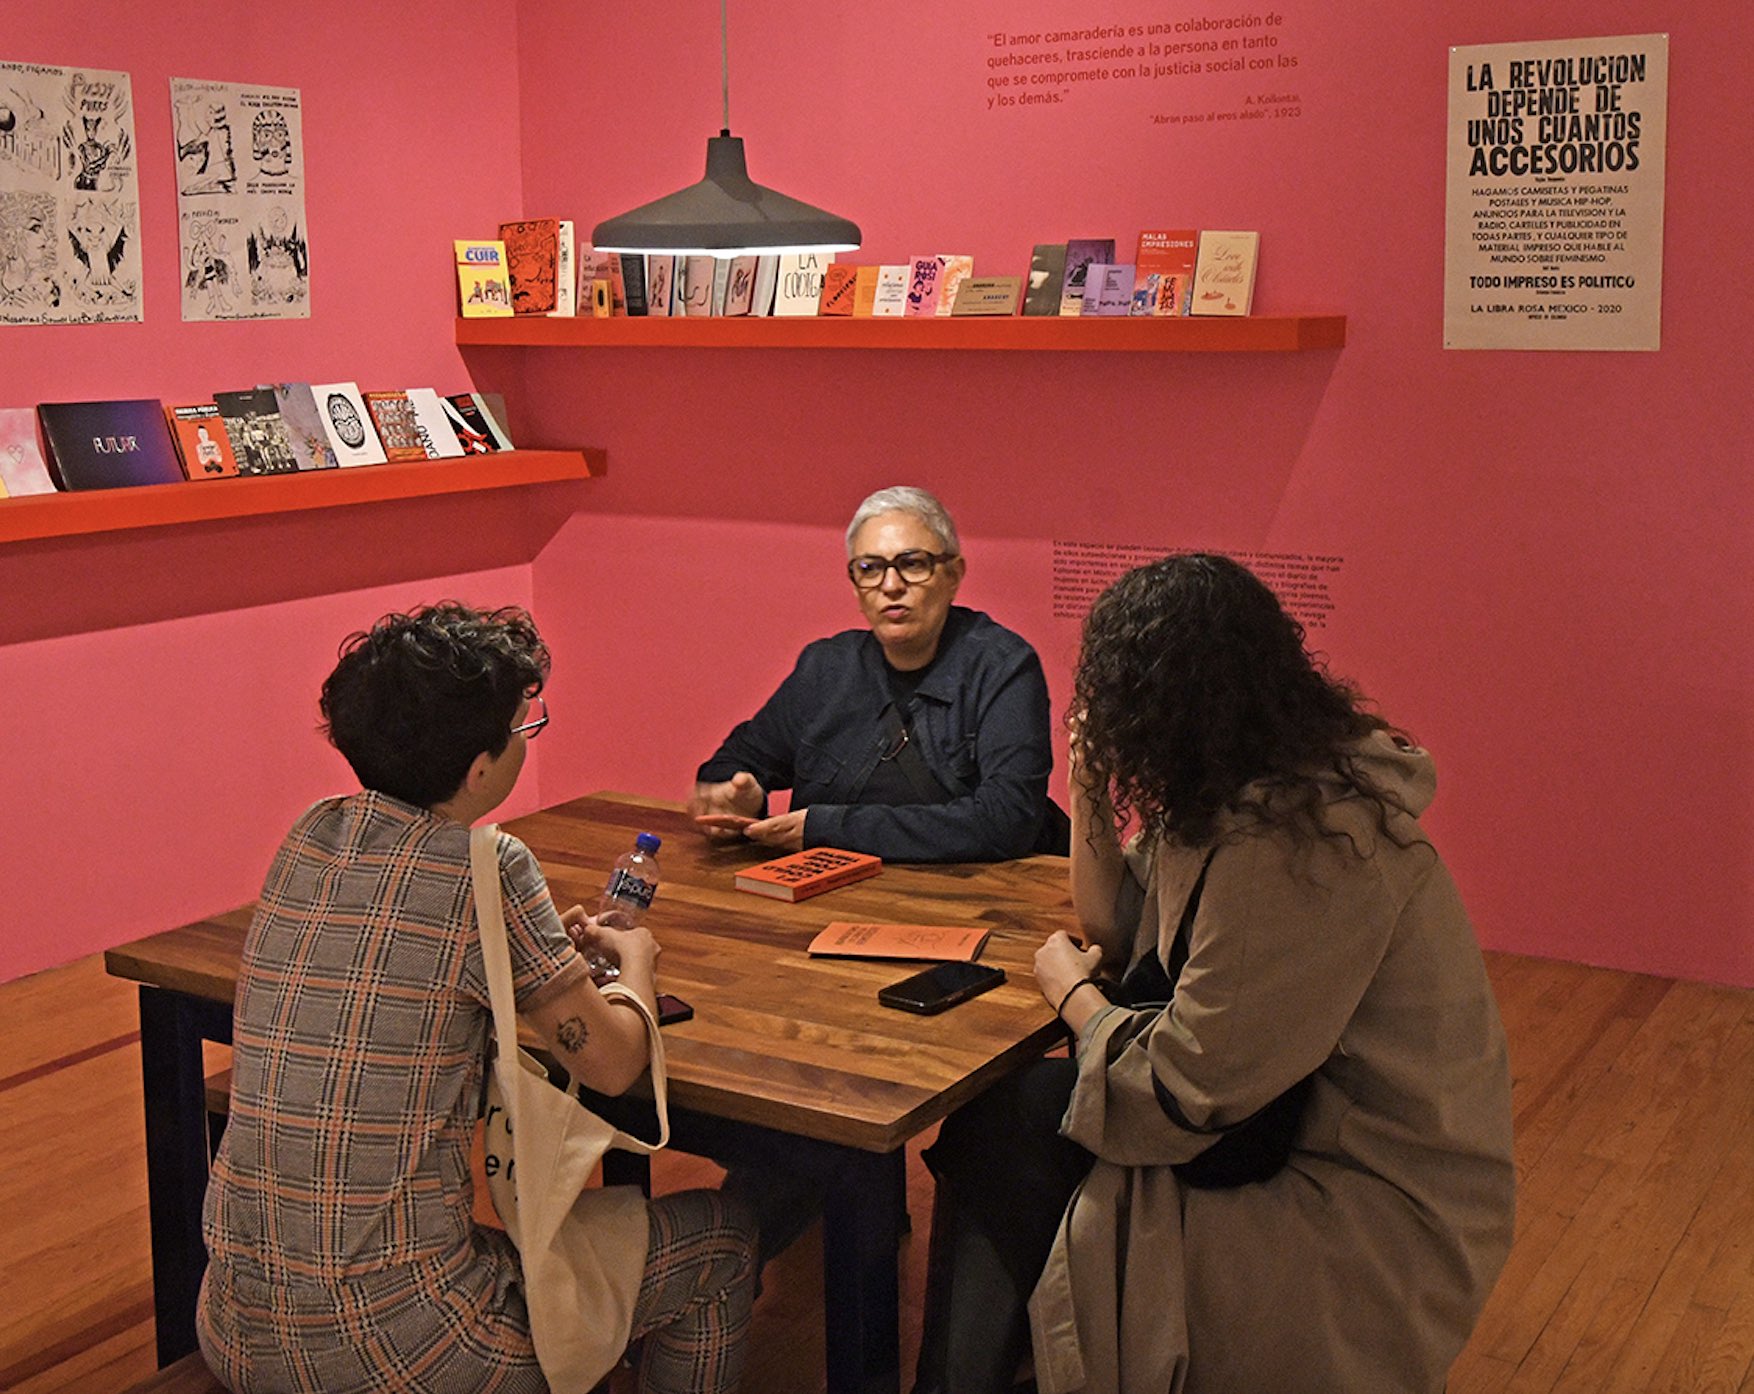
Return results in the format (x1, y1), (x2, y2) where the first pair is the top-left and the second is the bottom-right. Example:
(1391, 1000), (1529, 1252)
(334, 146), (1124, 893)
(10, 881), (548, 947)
(1054, 976), (1098, 1018)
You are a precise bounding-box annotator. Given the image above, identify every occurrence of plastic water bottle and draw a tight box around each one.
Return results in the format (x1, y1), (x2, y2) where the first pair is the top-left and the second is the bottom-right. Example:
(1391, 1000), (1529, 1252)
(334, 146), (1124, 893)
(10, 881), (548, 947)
(599, 831), (662, 927)
(588, 833), (661, 980)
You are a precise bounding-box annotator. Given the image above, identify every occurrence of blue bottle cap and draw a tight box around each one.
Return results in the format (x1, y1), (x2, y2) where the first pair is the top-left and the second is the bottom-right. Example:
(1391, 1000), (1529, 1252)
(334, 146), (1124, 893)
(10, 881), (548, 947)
(636, 832), (661, 854)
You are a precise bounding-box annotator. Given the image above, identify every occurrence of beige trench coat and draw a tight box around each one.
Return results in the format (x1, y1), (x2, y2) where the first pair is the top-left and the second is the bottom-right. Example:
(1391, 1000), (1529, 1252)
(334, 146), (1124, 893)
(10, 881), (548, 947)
(1029, 740), (1515, 1394)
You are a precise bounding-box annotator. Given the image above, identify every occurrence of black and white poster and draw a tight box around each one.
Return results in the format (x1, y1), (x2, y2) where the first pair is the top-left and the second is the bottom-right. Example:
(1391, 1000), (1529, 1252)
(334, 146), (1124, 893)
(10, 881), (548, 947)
(0, 61), (142, 324)
(172, 77), (308, 321)
(1445, 34), (1667, 351)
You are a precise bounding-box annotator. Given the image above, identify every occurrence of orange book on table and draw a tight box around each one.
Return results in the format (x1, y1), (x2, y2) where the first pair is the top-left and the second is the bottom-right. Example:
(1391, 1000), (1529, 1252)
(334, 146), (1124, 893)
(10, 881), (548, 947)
(735, 848), (881, 902)
(807, 922), (992, 961)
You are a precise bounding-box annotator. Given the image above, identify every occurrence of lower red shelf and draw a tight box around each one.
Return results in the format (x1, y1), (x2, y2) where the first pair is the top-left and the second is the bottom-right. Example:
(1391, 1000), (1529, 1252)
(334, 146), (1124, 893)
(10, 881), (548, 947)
(0, 448), (603, 545)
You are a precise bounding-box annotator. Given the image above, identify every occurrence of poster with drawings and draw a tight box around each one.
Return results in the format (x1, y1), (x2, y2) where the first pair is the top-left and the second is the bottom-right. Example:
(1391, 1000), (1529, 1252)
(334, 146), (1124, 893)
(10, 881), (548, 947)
(172, 77), (308, 321)
(0, 61), (142, 324)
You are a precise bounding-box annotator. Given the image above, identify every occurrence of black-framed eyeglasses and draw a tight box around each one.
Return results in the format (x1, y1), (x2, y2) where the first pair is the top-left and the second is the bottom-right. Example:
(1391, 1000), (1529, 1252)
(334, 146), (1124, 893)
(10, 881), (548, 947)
(847, 550), (958, 590)
(511, 694), (549, 739)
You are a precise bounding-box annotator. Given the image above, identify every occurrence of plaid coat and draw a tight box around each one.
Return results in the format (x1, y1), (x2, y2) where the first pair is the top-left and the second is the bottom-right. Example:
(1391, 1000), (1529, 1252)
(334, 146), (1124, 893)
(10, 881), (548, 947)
(197, 792), (589, 1393)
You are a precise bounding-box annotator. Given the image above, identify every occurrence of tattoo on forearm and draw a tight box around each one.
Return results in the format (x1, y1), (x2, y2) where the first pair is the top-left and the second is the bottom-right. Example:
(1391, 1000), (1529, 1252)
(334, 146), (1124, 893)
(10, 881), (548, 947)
(555, 1016), (589, 1054)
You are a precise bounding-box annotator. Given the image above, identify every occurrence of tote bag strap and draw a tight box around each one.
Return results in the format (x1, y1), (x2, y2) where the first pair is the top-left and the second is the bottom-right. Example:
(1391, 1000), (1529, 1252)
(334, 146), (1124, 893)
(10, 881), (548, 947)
(470, 825), (670, 1153)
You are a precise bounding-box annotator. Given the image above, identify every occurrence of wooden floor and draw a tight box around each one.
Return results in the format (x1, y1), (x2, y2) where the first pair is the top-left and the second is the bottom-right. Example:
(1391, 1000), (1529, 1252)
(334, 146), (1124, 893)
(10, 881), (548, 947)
(2, 951), (1751, 1393)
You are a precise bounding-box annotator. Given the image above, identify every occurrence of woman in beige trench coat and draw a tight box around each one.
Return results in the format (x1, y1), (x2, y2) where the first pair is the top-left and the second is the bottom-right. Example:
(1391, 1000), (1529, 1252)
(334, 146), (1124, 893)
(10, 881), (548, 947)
(911, 553), (1516, 1394)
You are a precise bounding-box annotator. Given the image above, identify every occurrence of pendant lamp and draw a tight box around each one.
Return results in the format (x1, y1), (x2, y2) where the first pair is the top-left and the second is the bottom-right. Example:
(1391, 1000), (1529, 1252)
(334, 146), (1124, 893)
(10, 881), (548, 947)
(591, 1), (860, 259)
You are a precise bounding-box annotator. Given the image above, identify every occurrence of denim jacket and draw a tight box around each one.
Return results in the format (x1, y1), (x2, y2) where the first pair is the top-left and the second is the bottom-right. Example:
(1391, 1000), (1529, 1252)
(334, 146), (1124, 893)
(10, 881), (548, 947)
(698, 607), (1061, 862)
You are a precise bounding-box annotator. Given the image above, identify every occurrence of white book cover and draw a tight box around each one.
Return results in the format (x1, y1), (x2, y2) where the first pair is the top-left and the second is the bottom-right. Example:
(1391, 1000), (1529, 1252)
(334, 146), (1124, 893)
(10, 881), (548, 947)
(774, 253), (831, 316)
(404, 389), (466, 458)
(711, 258), (732, 315)
(551, 221), (576, 316)
(749, 255), (779, 316)
(871, 265), (909, 317)
(310, 381), (388, 466)
(1190, 231), (1260, 316)
(470, 392), (514, 449)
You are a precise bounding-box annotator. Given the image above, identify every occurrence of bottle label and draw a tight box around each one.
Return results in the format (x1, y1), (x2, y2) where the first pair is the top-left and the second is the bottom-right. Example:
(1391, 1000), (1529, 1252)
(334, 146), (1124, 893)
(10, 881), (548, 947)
(605, 869), (657, 909)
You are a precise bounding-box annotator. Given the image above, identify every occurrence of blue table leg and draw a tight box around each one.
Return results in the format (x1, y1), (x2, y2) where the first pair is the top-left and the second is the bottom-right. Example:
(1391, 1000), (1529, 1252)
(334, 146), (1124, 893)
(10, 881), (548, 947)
(138, 987), (232, 1367)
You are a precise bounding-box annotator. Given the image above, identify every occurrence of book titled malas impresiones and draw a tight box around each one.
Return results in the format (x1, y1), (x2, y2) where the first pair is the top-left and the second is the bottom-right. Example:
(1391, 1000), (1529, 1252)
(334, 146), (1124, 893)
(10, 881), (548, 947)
(1134, 229), (1199, 316)
(735, 848), (882, 902)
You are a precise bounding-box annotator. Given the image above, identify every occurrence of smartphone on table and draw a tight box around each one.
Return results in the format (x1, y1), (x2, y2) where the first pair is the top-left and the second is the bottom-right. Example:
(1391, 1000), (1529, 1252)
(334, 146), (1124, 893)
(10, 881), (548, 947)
(878, 961), (1007, 1015)
(656, 992), (694, 1025)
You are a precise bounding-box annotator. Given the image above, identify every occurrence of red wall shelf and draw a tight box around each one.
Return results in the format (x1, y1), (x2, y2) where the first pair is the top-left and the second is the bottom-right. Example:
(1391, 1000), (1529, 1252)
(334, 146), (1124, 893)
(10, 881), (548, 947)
(0, 448), (603, 546)
(456, 314), (1346, 353)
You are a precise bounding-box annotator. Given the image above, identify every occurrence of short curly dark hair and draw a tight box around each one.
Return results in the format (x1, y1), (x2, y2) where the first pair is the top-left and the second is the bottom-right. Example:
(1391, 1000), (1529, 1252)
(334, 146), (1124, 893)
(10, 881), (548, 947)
(319, 602), (550, 808)
(1073, 553), (1402, 849)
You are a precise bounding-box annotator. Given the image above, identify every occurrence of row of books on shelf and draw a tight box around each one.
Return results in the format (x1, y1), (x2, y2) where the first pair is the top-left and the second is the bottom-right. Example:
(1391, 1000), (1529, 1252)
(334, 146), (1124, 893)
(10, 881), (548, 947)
(0, 388), (515, 499)
(458, 222), (1260, 321)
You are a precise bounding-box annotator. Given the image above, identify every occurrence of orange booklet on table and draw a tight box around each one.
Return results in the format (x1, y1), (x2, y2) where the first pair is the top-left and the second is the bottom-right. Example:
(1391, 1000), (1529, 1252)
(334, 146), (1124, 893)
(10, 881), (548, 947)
(734, 848), (881, 902)
(807, 922), (992, 961)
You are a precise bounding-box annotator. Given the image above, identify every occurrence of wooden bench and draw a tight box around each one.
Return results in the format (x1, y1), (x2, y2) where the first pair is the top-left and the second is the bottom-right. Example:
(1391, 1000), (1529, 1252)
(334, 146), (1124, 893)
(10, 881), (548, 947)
(121, 1351), (227, 1393)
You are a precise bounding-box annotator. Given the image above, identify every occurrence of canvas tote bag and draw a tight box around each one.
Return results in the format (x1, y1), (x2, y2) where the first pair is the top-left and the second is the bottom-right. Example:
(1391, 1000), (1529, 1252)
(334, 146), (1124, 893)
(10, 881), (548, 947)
(471, 824), (671, 1391)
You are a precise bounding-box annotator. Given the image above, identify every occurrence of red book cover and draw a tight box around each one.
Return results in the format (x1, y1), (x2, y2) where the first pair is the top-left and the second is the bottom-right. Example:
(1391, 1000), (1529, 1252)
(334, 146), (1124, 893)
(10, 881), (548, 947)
(164, 403), (240, 479)
(735, 848), (882, 902)
(363, 391), (431, 462)
(498, 217), (562, 315)
(1134, 229), (1199, 316)
(818, 264), (858, 316)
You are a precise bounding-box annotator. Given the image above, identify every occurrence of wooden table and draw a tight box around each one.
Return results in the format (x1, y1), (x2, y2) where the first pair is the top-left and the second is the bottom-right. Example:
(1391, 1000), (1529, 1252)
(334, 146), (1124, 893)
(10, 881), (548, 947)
(106, 793), (1074, 1391)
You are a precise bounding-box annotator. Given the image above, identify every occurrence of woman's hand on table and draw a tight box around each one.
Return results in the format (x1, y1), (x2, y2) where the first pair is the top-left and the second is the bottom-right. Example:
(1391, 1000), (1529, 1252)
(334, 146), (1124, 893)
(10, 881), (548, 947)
(690, 772), (765, 839)
(744, 809), (806, 852)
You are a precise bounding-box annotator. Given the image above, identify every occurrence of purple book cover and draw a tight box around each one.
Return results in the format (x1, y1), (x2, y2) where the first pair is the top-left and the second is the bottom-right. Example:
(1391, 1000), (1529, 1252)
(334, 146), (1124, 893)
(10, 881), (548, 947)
(34, 399), (183, 491)
(1096, 263), (1137, 315)
(1060, 238), (1115, 314)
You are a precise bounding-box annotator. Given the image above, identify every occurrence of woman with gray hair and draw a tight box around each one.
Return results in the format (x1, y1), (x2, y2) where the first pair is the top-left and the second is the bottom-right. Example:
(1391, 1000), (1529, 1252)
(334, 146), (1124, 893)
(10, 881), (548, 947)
(692, 485), (1066, 862)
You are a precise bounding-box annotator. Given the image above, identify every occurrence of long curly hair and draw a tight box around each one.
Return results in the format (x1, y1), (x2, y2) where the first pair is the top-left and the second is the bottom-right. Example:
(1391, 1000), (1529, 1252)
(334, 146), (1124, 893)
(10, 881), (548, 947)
(1073, 553), (1404, 849)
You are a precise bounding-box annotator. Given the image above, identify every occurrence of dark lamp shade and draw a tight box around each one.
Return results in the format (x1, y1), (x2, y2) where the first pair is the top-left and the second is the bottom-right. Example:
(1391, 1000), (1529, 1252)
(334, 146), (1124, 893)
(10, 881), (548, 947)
(592, 134), (860, 258)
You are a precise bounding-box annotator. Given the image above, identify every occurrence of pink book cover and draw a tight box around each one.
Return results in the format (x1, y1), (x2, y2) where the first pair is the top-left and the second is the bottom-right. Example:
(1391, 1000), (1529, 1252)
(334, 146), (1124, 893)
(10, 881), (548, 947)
(936, 255), (974, 316)
(722, 256), (759, 316)
(679, 255), (715, 315)
(1134, 229), (1199, 316)
(579, 246), (618, 314)
(645, 256), (675, 316)
(0, 407), (58, 495)
(904, 256), (942, 317)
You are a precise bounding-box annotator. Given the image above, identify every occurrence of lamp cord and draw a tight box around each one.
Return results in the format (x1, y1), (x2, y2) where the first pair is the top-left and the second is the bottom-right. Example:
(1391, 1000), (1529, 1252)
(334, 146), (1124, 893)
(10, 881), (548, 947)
(720, 0), (731, 134)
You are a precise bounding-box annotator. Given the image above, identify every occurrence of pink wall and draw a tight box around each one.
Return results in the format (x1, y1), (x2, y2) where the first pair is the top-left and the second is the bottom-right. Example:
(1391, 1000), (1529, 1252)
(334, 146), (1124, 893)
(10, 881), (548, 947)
(3, 0), (1749, 989)
(508, 0), (1753, 986)
(0, 3), (551, 979)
